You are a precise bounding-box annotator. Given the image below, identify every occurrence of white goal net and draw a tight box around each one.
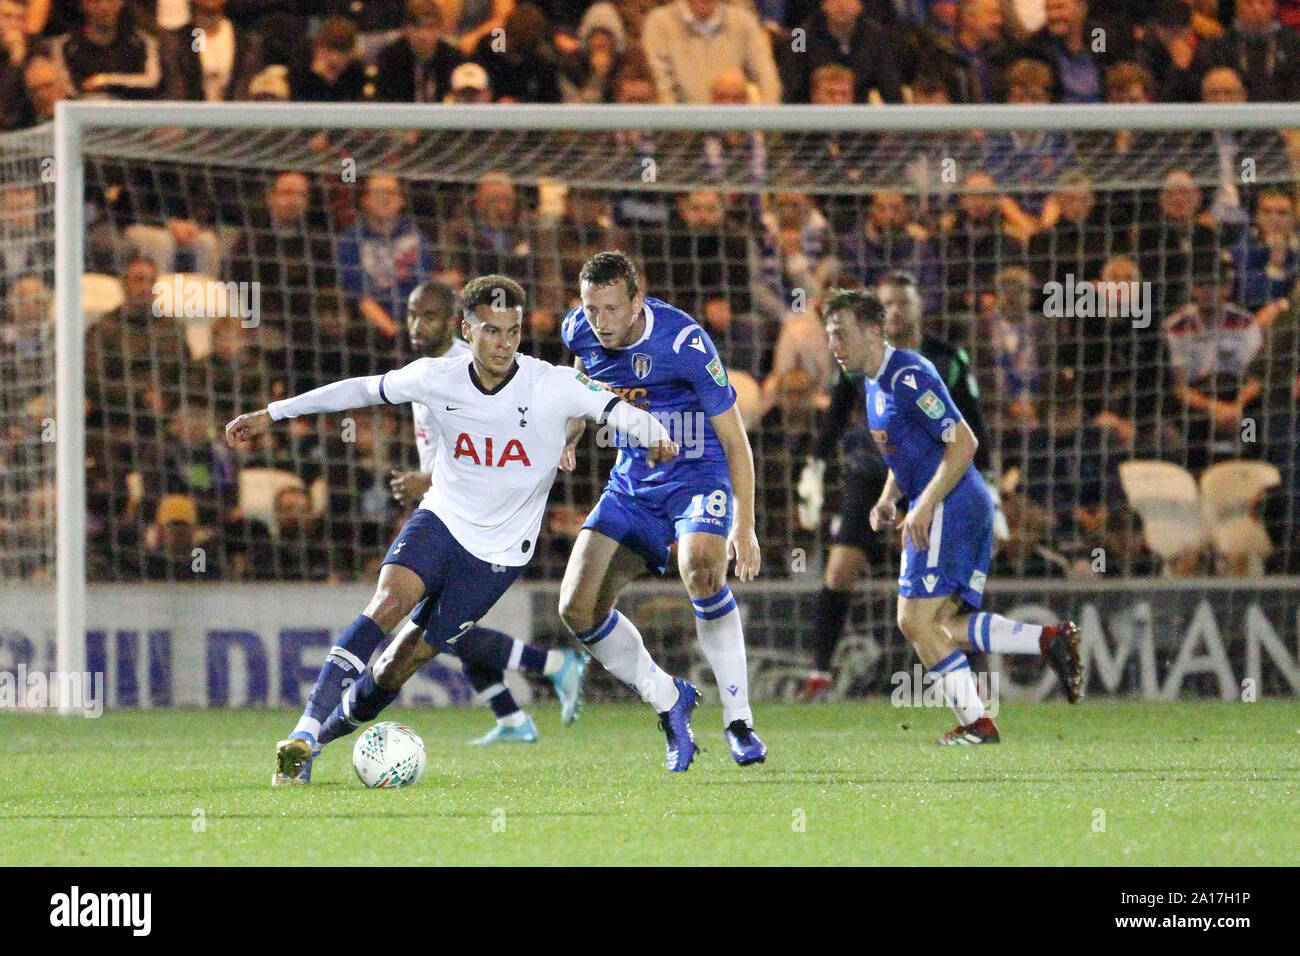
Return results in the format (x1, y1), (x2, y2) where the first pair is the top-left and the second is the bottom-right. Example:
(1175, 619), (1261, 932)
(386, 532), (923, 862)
(5, 102), (1299, 705)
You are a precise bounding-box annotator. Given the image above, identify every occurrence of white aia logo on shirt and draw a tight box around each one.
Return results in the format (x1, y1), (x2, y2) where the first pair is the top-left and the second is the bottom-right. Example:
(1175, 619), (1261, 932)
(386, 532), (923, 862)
(452, 433), (531, 467)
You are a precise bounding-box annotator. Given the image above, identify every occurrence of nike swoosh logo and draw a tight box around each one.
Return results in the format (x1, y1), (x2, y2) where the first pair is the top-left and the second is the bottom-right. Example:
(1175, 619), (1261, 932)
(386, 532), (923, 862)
(445, 405), (460, 411)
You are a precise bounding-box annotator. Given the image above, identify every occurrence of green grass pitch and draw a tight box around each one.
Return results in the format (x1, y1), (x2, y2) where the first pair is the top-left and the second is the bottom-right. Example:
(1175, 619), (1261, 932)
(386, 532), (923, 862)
(1, 701), (1296, 866)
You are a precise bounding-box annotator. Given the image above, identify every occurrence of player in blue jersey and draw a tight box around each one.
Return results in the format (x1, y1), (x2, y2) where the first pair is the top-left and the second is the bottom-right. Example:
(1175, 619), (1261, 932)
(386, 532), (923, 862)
(822, 288), (1082, 744)
(556, 251), (765, 771)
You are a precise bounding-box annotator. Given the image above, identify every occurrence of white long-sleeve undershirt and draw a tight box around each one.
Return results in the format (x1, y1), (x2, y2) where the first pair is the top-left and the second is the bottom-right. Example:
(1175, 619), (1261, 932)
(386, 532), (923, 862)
(267, 374), (673, 451)
(267, 375), (385, 421)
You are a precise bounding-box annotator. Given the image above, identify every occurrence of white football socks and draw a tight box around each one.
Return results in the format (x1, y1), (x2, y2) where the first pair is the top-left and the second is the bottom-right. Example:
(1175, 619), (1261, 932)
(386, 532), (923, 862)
(967, 612), (1044, 655)
(580, 610), (679, 712)
(692, 586), (752, 726)
(542, 650), (565, 676)
(930, 651), (987, 726)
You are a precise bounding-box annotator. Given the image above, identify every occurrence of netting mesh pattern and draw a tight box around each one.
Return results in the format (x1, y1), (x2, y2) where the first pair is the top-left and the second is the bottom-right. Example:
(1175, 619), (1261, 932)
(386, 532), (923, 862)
(0, 125), (55, 580)
(7, 120), (1300, 583)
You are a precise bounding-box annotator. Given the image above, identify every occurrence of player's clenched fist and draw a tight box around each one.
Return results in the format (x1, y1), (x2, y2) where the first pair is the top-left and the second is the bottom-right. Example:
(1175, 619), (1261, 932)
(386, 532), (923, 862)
(389, 469), (432, 508)
(646, 438), (679, 467)
(225, 409), (272, 445)
(869, 499), (897, 532)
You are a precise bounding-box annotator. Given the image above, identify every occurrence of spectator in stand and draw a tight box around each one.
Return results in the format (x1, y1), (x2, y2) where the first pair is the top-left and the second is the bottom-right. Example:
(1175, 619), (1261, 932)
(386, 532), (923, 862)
(758, 190), (835, 311)
(542, 187), (626, 314)
(118, 176), (223, 278)
(162, 0), (264, 101)
(84, 256), (191, 443)
(323, 0), (407, 60)
(228, 170), (336, 325)
(244, 485), (332, 582)
(982, 58), (1077, 231)
(47, 0), (164, 100)
(697, 67), (766, 198)
(1136, 169), (1222, 318)
(322, 408), (401, 579)
(289, 15), (367, 102)
(1233, 189), (1300, 311)
(1077, 60), (1156, 169)
(986, 264), (1048, 426)
(1014, 0), (1128, 102)
(442, 171), (534, 293)
(1161, 253), (1268, 472)
(19, 55), (70, 126)
(0, 0), (28, 127)
(780, 0), (903, 103)
(911, 0), (1015, 103)
(760, 301), (834, 417)
(1130, 0), (1202, 101)
(1, 273), (51, 389)
(336, 174), (436, 341)
(445, 0), (516, 57)
(374, 0), (463, 103)
(559, 20), (623, 102)
(835, 190), (942, 313)
(1027, 170), (1116, 288)
(937, 168), (1027, 311)
(804, 62), (888, 235)
(1195, 0), (1300, 101)
(605, 67), (670, 228)
(640, 189), (765, 373)
(444, 59), (492, 102)
(1196, 66), (1292, 233)
(143, 493), (221, 580)
(1, 183), (53, 293)
(641, 0), (781, 104)
(187, 315), (283, 421)
(215, 0), (309, 68)
(154, 398), (239, 527)
(471, 2), (562, 102)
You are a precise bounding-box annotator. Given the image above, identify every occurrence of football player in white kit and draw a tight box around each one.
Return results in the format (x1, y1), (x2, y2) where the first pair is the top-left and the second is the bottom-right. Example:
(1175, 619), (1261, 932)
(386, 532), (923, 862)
(226, 276), (679, 785)
(386, 281), (589, 747)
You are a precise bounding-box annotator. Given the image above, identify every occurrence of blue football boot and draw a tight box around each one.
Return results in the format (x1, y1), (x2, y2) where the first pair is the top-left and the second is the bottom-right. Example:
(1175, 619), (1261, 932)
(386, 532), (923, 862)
(468, 717), (539, 745)
(657, 678), (699, 772)
(725, 720), (767, 765)
(550, 650), (589, 725)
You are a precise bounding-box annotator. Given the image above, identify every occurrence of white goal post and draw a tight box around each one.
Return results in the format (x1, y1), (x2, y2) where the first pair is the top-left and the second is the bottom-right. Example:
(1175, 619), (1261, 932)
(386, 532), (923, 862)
(50, 100), (1300, 712)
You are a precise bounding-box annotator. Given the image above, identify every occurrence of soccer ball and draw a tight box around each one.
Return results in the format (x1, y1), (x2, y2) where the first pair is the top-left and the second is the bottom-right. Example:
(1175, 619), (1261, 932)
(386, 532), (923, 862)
(352, 722), (426, 789)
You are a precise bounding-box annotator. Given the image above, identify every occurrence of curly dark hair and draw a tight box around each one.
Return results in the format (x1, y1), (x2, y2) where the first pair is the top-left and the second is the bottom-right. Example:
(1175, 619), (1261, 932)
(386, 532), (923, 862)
(461, 274), (526, 317)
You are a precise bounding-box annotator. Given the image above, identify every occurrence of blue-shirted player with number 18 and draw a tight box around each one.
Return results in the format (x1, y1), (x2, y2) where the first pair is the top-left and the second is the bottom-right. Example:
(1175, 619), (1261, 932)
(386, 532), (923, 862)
(823, 288), (1083, 744)
(557, 251), (765, 771)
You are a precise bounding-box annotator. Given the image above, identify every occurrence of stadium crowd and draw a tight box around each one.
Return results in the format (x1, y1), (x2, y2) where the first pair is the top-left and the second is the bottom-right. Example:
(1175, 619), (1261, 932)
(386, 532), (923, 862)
(1, 0), (1299, 583)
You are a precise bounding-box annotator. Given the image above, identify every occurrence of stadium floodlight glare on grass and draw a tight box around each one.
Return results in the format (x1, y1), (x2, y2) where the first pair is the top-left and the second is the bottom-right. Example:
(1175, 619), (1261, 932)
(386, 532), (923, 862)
(49, 100), (1300, 712)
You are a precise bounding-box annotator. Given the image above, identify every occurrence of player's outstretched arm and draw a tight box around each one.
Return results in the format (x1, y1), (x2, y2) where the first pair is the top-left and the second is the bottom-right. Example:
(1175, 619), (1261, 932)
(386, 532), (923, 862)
(710, 405), (761, 582)
(226, 363), (432, 447)
(601, 399), (679, 466)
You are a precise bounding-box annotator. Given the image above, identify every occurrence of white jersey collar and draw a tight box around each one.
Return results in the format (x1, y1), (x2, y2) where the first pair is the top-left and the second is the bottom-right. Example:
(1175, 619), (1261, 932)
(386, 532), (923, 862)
(619, 301), (654, 350)
(869, 343), (895, 384)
